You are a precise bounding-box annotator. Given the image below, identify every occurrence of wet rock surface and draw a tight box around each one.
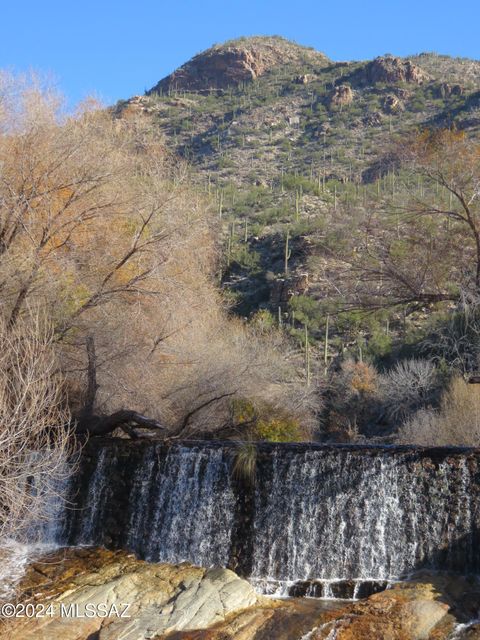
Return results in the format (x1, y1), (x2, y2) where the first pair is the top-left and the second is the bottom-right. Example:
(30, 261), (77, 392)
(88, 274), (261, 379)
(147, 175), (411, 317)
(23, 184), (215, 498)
(2, 547), (261, 640)
(3, 547), (480, 640)
(312, 582), (454, 639)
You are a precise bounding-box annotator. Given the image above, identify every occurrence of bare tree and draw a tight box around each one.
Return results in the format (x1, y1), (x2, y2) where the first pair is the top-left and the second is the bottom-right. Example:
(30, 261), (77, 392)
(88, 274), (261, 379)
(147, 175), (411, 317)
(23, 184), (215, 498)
(331, 130), (480, 314)
(380, 358), (439, 423)
(0, 73), (321, 439)
(0, 313), (73, 541)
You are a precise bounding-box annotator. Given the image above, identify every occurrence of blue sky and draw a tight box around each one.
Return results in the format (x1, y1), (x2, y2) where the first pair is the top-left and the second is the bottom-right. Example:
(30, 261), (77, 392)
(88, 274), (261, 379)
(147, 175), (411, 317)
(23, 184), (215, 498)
(1, 0), (479, 106)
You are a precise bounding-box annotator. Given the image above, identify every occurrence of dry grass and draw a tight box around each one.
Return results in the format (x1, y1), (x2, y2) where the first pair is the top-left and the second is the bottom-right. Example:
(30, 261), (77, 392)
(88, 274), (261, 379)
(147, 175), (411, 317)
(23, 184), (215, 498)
(398, 376), (480, 446)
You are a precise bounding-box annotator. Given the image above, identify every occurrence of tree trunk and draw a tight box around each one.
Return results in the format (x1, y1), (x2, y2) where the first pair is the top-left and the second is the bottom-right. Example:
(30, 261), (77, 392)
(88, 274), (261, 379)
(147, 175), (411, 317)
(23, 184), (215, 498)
(75, 336), (166, 439)
(75, 410), (166, 438)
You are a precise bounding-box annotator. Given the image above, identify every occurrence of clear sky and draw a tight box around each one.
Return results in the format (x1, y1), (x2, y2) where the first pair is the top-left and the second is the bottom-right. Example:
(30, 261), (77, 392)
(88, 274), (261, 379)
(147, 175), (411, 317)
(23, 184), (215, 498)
(1, 0), (479, 106)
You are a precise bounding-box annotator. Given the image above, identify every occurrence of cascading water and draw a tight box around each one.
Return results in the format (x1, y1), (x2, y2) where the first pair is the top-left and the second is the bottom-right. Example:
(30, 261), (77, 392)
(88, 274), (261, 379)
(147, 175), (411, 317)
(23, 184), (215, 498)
(68, 442), (236, 568)
(76, 447), (110, 545)
(250, 447), (478, 596)
(65, 441), (480, 598)
(0, 457), (71, 601)
(29, 460), (72, 546)
(126, 445), (236, 566)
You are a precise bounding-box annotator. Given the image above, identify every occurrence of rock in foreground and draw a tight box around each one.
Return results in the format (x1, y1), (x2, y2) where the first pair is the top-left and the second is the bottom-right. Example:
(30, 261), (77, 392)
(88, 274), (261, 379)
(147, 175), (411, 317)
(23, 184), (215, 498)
(313, 582), (454, 640)
(2, 547), (476, 640)
(2, 547), (261, 640)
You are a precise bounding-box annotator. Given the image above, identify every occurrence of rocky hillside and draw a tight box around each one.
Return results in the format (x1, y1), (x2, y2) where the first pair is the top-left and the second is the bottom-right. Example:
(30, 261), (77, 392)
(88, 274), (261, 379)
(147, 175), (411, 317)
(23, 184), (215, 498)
(115, 36), (480, 359)
(148, 36), (330, 93)
(121, 37), (480, 188)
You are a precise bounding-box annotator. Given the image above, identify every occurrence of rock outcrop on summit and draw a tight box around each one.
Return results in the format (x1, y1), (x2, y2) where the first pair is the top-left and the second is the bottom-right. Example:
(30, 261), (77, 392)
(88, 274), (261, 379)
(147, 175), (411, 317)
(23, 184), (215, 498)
(148, 36), (329, 93)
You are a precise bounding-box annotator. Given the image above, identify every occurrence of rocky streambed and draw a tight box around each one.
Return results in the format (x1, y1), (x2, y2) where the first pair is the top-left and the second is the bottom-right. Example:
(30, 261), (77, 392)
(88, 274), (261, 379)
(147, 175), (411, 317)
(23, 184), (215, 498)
(3, 547), (480, 640)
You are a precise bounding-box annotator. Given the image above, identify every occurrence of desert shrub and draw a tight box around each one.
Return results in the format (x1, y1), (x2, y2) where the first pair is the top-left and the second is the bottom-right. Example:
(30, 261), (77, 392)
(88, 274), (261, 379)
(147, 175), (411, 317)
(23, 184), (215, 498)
(349, 361), (378, 394)
(229, 397), (312, 442)
(255, 414), (304, 442)
(326, 360), (381, 440)
(366, 329), (393, 359)
(217, 156), (236, 169)
(288, 295), (324, 331)
(250, 309), (276, 331)
(380, 359), (439, 424)
(398, 376), (480, 446)
(409, 95), (427, 112)
(229, 245), (261, 272)
(231, 398), (257, 426)
(281, 173), (319, 194)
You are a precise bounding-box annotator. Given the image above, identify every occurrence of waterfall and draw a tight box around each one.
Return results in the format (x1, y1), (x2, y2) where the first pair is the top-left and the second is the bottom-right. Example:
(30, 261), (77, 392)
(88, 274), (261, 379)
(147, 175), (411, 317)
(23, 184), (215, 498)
(29, 460), (72, 546)
(76, 447), (110, 545)
(65, 441), (480, 598)
(0, 455), (72, 601)
(126, 445), (236, 566)
(250, 447), (478, 595)
(69, 443), (236, 568)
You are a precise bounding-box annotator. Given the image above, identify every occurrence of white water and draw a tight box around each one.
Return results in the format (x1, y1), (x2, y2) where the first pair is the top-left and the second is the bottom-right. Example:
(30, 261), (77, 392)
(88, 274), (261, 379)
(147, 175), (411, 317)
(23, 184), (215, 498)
(69, 444), (480, 592)
(77, 447), (109, 545)
(73, 444), (237, 568)
(0, 459), (71, 601)
(449, 620), (480, 638)
(250, 449), (476, 590)
(129, 445), (236, 566)
(16, 442), (480, 602)
(0, 540), (62, 602)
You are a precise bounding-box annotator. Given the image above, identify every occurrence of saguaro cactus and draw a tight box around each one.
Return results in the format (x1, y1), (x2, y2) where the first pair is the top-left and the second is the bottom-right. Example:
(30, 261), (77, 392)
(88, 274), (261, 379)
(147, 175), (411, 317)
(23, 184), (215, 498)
(324, 314), (330, 375)
(305, 323), (311, 387)
(284, 229), (292, 275)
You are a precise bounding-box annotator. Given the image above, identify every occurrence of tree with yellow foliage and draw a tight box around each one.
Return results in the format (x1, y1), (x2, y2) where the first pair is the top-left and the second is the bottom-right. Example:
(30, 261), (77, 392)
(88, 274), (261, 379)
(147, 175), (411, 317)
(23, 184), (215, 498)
(0, 73), (320, 439)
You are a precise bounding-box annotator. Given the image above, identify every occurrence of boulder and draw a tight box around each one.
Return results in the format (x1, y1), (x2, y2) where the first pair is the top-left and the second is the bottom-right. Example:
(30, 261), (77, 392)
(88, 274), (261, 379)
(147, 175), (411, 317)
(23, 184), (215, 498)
(312, 582), (454, 640)
(295, 74), (315, 84)
(362, 111), (384, 127)
(4, 548), (261, 640)
(329, 84), (354, 108)
(269, 273), (309, 309)
(355, 56), (430, 86)
(435, 82), (464, 98)
(5, 548), (477, 640)
(383, 94), (405, 114)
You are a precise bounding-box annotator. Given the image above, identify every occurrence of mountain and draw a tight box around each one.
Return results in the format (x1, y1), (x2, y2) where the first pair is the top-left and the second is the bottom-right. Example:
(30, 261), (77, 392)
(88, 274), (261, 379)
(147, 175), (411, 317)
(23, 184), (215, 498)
(115, 36), (480, 352)
(121, 37), (480, 189)
(148, 36), (330, 93)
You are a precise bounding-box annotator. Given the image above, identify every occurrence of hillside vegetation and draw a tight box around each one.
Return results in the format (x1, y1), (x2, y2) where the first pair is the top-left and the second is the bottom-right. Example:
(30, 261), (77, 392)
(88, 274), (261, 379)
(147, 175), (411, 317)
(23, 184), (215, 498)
(2, 35), (480, 515)
(116, 36), (480, 443)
